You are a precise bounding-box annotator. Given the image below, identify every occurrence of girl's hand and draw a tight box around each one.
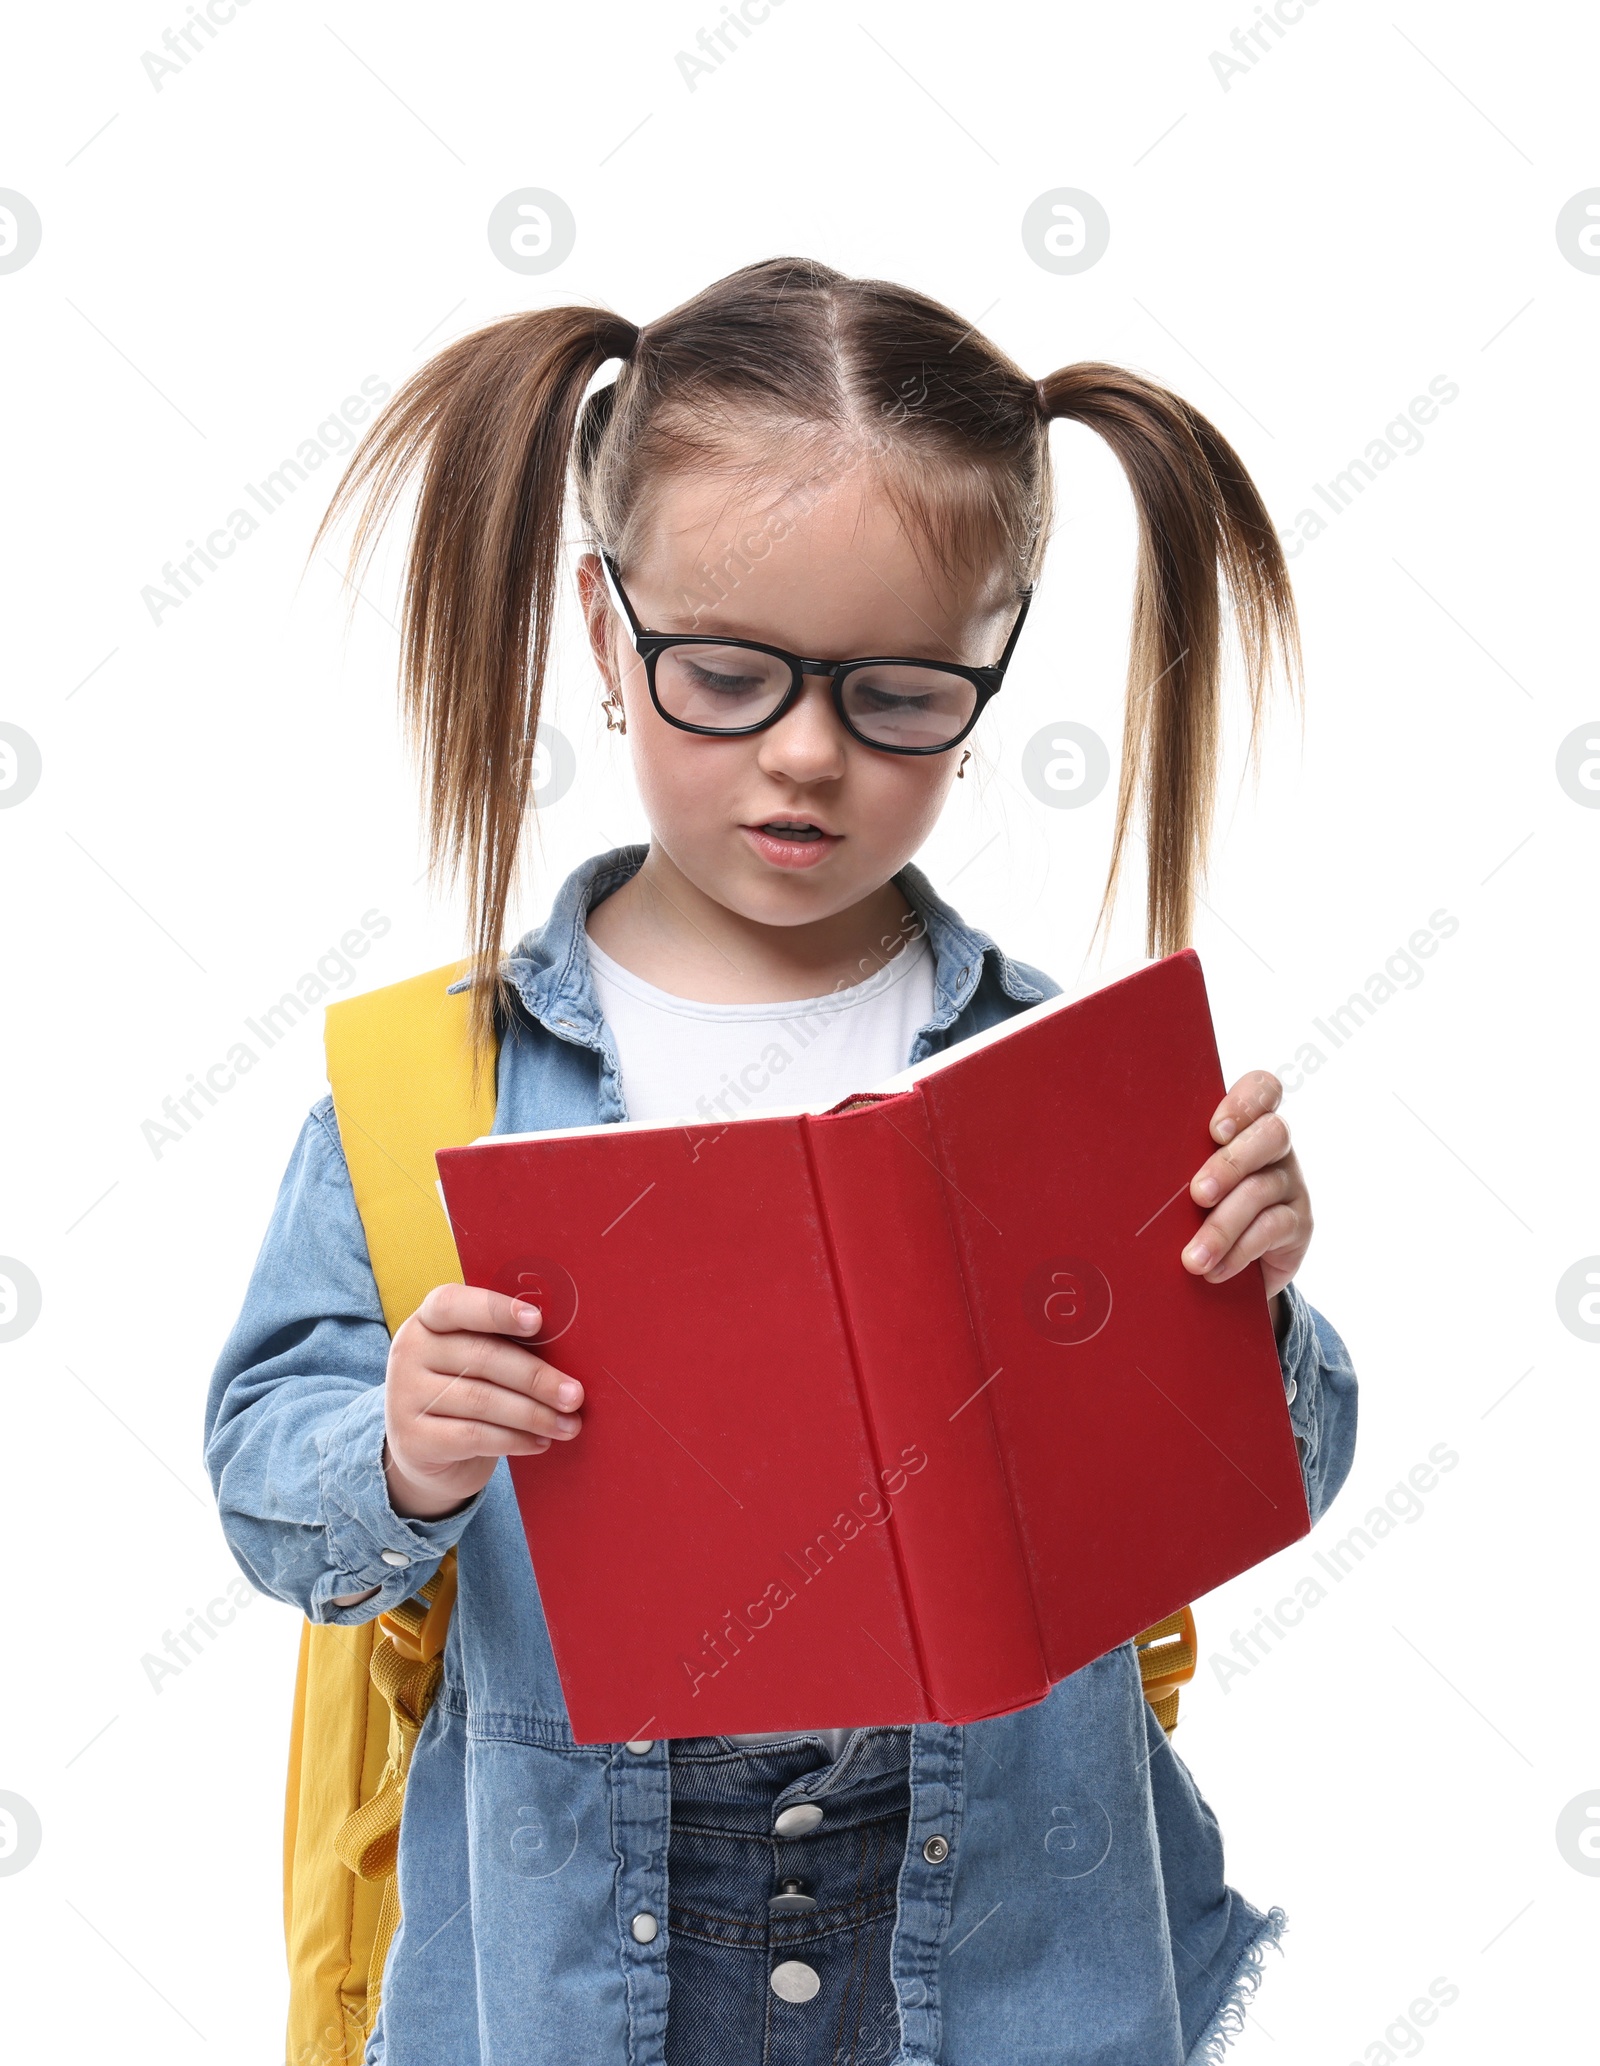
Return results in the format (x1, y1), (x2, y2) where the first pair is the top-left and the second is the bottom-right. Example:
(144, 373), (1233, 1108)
(383, 1286), (584, 1520)
(1183, 1070), (1312, 1322)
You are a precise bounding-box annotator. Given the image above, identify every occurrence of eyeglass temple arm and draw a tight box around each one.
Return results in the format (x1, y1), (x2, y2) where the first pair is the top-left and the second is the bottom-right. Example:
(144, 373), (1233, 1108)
(989, 584), (1035, 679)
(597, 549), (646, 641)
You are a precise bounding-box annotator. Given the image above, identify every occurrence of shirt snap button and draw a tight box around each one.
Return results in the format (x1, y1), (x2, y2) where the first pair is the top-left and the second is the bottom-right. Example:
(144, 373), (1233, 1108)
(380, 1550), (410, 1568)
(922, 1834), (950, 1864)
(773, 1803), (824, 1837)
(631, 1912), (658, 1944)
(1284, 1375), (1298, 1405)
(770, 1959), (821, 2002)
(624, 1739), (654, 1754)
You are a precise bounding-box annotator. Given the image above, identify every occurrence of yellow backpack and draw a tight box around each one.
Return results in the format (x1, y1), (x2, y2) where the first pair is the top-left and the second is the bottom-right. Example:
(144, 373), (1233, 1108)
(282, 958), (1197, 2063)
(283, 959), (494, 2066)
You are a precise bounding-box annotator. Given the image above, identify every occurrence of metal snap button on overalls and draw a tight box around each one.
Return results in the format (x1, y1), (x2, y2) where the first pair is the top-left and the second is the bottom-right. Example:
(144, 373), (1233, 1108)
(769, 1958), (822, 2002)
(768, 1877), (817, 1915)
(773, 1802), (824, 1837)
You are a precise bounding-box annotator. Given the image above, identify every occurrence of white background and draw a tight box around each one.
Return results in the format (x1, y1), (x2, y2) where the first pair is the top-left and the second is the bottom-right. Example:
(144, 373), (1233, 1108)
(1, 1), (1594, 2058)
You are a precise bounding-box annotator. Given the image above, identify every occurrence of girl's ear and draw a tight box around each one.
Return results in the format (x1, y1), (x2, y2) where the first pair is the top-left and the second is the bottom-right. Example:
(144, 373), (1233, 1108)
(575, 553), (620, 693)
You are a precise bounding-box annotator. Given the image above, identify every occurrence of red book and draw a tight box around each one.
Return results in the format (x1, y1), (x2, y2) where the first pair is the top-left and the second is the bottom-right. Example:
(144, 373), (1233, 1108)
(435, 949), (1310, 1745)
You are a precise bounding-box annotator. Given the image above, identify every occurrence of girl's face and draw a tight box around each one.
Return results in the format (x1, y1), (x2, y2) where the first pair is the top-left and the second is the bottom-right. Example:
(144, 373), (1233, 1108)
(577, 473), (1018, 932)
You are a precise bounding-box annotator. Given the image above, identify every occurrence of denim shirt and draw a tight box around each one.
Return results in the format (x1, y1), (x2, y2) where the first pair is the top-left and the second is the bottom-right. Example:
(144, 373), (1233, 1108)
(205, 845), (1358, 2066)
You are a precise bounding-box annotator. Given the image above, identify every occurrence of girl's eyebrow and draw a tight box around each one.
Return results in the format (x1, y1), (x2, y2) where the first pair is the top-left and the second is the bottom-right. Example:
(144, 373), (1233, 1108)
(678, 614), (968, 664)
(664, 585), (991, 662)
(638, 547), (1001, 661)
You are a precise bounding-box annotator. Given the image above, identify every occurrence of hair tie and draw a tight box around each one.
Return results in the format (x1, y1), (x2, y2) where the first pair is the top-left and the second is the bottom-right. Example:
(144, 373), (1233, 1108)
(603, 319), (640, 370)
(1033, 378), (1051, 418)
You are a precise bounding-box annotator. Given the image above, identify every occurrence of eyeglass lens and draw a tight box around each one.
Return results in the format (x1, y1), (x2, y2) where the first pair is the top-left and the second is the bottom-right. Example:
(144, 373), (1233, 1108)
(652, 644), (979, 751)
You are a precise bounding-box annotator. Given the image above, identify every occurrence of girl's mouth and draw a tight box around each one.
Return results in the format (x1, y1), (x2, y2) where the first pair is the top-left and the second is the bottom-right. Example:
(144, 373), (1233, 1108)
(740, 820), (843, 869)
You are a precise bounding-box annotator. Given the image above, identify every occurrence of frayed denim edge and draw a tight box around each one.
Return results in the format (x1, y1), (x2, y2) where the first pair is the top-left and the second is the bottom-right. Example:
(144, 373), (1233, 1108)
(1186, 1906), (1287, 2064)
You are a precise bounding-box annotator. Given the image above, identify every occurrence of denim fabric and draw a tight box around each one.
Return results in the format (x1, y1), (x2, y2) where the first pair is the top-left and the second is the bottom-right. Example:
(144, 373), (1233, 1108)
(205, 843), (1359, 2066)
(665, 1732), (911, 2066)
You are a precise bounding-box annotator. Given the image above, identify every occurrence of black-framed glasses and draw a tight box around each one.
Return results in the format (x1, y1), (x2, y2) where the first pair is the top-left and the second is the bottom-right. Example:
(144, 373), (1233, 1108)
(598, 548), (1033, 756)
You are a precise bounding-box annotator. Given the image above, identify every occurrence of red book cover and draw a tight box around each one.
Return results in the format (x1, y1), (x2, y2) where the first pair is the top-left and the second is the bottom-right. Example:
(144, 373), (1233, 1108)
(435, 949), (1310, 1744)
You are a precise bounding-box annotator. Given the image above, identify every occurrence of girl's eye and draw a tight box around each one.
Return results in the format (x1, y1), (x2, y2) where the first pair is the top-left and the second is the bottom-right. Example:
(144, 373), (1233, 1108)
(844, 666), (978, 747)
(855, 683), (936, 715)
(684, 662), (767, 698)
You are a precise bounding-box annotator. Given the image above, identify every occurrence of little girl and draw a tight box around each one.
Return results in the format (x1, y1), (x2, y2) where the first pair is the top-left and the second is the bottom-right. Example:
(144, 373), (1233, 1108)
(207, 257), (1357, 2066)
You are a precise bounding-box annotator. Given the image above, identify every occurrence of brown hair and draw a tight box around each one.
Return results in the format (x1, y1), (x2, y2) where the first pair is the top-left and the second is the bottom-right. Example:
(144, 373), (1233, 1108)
(312, 256), (1300, 1069)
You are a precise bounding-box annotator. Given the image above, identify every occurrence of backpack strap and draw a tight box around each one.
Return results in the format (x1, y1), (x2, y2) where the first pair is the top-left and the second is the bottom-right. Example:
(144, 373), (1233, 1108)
(283, 960), (496, 2064)
(323, 957), (496, 1332)
(1134, 1606), (1197, 1734)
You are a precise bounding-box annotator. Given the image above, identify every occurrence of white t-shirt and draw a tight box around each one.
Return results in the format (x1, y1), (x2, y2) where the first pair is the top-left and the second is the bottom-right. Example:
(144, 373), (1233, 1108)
(584, 922), (937, 1757)
(584, 929), (935, 1131)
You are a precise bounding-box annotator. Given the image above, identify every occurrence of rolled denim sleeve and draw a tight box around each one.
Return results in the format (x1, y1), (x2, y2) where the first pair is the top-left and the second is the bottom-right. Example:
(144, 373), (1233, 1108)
(1274, 1277), (1358, 1527)
(203, 1095), (488, 1623)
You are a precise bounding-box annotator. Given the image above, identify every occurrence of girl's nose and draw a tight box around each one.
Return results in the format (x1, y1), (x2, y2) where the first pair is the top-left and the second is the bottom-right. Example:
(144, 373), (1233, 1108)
(754, 675), (849, 784)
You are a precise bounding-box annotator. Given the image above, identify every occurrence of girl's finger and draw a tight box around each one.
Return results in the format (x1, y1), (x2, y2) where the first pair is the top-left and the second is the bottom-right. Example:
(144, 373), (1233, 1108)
(402, 1416), (558, 1464)
(1209, 1070), (1282, 1145)
(1197, 1202), (1303, 1285)
(413, 1368), (583, 1439)
(415, 1281), (550, 1341)
(1183, 1168), (1294, 1273)
(418, 1330), (583, 1411)
(1191, 1109), (1294, 1206)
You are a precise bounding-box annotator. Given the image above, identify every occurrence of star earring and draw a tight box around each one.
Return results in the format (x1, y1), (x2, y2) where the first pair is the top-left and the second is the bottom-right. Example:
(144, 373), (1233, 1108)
(601, 688), (627, 735)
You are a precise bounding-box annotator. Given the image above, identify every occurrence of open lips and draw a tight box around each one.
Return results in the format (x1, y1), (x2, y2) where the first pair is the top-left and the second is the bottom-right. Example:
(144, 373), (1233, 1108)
(739, 818), (844, 868)
(755, 819), (828, 841)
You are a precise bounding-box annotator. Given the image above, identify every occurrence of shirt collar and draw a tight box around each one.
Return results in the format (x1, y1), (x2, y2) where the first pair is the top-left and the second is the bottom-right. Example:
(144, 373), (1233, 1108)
(447, 843), (1045, 1043)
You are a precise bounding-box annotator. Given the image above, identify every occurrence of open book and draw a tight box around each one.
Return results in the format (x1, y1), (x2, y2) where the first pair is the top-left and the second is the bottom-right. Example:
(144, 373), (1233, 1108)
(435, 949), (1309, 1744)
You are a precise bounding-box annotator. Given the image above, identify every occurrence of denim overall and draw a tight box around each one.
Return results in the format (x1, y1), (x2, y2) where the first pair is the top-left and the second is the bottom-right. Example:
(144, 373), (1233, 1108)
(666, 1730), (913, 2066)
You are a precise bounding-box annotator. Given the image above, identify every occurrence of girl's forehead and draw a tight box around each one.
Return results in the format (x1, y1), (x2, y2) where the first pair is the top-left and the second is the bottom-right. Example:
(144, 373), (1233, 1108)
(630, 478), (1013, 636)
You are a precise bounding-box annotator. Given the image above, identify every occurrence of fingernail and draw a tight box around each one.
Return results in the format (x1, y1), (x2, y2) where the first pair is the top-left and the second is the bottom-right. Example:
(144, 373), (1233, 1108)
(532, 1436), (550, 1452)
(1185, 1242), (1209, 1269)
(517, 1303), (542, 1330)
(1215, 1118), (1236, 1142)
(1194, 1176), (1218, 1203)
(556, 1380), (581, 1407)
(553, 1413), (580, 1434)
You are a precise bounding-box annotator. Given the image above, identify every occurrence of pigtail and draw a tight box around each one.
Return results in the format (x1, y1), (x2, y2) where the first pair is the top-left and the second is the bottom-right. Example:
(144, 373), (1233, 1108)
(1037, 364), (1301, 958)
(311, 307), (639, 1080)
